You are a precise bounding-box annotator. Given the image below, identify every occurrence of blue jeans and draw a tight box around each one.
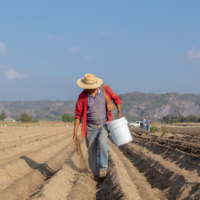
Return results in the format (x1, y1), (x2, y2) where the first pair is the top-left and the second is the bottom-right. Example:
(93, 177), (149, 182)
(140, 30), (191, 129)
(86, 122), (109, 176)
(146, 125), (150, 132)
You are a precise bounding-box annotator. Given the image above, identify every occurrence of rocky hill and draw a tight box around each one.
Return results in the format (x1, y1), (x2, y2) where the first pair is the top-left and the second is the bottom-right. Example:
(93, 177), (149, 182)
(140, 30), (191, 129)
(1, 92), (200, 121)
(119, 92), (200, 120)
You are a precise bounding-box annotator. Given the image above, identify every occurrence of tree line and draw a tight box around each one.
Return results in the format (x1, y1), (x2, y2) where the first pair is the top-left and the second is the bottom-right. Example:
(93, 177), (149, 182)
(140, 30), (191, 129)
(0, 110), (74, 122)
(162, 115), (200, 124)
(18, 113), (74, 122)
(0, 111), (6, 121)
(17, 114), (39, 122)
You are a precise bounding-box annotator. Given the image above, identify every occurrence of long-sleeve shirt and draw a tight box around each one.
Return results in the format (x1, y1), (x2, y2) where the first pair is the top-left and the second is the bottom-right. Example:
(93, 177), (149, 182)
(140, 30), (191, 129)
(74, 85), (122, 139)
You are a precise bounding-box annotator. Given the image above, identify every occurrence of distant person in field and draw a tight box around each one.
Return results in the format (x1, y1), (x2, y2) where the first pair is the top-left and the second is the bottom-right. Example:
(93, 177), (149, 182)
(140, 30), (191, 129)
(140, 119), (143, 129)
(146, 117), (151, 132)
(73, 74), (122, 181)
(142, 118), (146, 129)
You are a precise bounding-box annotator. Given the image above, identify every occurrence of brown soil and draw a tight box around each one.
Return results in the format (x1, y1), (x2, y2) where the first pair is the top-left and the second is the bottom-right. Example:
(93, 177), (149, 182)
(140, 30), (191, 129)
(74, 139), (86, 167)
(128, 127), (200, 199)
(1, 125), (200, 199)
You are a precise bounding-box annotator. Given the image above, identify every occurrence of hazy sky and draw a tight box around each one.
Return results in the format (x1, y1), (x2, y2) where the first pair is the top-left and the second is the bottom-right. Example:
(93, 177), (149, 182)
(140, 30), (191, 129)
(0, 1), (200, 100)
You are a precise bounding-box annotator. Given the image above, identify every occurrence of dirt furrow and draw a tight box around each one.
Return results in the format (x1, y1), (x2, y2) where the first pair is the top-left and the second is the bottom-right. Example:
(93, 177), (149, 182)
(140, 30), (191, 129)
(0, 131), (74, 192)
(132, 136), (200, 176)
(4, 125), (200, 199)
(0, 128), (73, 151)
(132, 132), (200, 155)
(96, 145), (141, 200)
(29, 141), (141, 200)
(30, 143), (94, 200)
(119, 141), (200, 199)
(0, 131), (70, 165)
(30, 164), (78, 200)
(131, 127), (200, 144)
(109, 142), (161, 200)
(0, 131), (78, 200)
(0, 127), (60, 143)
(166, 127), (200, 136)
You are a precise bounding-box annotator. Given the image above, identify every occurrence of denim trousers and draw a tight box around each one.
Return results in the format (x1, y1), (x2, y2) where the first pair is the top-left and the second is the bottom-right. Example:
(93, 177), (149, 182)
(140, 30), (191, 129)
(86, 122), (109, 176)
(146, 125), (150, 132)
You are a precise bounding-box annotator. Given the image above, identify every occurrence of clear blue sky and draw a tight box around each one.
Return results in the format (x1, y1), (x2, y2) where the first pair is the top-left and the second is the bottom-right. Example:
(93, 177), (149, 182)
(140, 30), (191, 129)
(0, 1), (200, 100)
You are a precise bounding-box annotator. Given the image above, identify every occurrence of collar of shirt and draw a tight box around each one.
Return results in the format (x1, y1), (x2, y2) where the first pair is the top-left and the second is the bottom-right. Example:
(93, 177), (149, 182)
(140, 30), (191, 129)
(87, 87), (101, 97)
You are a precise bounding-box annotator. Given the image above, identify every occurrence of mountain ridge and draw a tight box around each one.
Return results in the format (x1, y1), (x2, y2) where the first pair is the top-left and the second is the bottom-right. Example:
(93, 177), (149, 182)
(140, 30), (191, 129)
(1, 92), (200, 121)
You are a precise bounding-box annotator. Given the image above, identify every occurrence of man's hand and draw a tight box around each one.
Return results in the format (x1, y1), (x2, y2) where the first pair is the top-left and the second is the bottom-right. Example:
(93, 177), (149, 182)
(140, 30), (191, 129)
(73, 118), (80, 141)
(73, 133), (80, 141)
(118, 112), (122, 119)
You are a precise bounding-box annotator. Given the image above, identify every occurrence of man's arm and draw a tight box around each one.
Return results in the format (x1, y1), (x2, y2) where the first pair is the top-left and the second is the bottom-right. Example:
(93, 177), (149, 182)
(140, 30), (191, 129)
(104, 85), (122, 119)
(73, 118), (80, 141)
(73, 93), (84, 141)
(116, 104), (122, 118)
(105, 85), (122, 105)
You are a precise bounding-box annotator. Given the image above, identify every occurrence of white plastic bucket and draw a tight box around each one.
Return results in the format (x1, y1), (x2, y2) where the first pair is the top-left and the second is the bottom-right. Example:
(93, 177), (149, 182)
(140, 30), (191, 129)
(107, 117), (133, 146)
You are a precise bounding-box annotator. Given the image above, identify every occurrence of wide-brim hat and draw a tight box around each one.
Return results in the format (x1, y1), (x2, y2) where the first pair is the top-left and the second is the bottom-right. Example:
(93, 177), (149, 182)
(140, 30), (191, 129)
(77, 74), (103, 89)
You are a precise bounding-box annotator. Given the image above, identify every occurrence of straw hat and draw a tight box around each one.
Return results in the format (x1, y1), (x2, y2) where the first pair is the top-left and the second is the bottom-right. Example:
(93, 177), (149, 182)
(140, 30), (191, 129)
(77, 74), (103, 89)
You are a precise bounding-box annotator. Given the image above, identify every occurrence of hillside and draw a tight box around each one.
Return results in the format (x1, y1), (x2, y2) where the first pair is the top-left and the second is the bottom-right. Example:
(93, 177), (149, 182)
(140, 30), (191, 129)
(119, 92), (200, 120)
(1, 92), (200, 121)
(0, 100), (76, 121)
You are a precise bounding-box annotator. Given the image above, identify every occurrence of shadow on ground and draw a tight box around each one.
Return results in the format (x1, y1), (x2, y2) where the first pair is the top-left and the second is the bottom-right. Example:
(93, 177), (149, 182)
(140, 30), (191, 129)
(20, 156), (56, 177)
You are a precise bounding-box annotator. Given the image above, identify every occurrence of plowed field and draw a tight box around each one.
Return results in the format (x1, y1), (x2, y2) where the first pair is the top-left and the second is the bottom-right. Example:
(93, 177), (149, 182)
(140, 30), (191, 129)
(1, 125), (200, 200)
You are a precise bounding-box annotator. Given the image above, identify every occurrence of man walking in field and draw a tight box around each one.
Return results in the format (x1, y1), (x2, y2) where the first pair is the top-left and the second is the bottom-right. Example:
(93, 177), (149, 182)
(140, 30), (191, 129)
(146, 117), (151, 132)
(73, 74), (122, 180)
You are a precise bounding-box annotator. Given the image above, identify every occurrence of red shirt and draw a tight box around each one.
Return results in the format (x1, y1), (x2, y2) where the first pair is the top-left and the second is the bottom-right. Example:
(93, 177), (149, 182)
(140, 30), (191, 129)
(74, 85), (122, 139)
